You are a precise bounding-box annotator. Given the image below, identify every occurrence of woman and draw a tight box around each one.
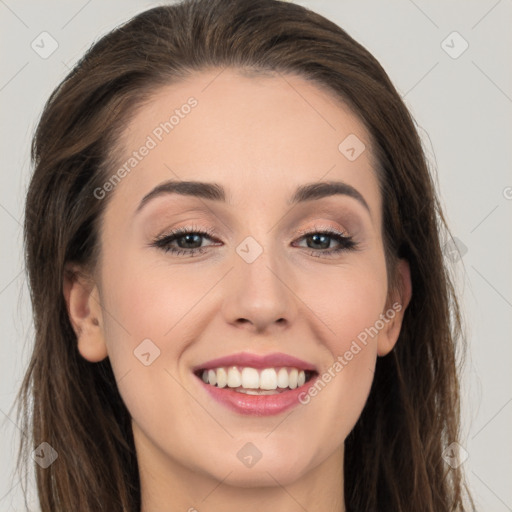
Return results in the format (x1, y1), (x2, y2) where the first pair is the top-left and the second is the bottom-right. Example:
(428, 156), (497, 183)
(15, 0), (476, 510)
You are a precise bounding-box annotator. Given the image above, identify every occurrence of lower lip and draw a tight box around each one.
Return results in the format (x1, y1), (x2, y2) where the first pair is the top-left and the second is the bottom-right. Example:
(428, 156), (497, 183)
(196, 374), (318, 416)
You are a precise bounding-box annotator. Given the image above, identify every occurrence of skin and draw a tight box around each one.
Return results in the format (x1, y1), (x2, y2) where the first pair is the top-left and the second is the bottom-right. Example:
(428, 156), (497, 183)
(64, 68), (412, 512)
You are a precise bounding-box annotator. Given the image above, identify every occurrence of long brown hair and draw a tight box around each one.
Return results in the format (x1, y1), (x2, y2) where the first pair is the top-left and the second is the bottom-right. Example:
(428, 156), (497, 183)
(15, 0), (476, 510)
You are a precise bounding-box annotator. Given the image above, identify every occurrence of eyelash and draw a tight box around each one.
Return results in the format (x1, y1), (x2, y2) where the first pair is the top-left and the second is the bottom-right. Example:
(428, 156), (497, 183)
(151, 223), (358, 258)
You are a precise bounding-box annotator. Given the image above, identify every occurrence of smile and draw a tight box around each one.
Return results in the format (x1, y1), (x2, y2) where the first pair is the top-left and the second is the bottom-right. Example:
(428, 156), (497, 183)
(193, 352), (319, 415)
(197, 366), (314, 393)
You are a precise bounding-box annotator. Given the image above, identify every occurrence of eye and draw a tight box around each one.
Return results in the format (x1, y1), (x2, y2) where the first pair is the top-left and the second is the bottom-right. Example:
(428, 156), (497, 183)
(150, 223), (358, 258)
(150, 224), (219, 257)
(293, 224), (358, 258)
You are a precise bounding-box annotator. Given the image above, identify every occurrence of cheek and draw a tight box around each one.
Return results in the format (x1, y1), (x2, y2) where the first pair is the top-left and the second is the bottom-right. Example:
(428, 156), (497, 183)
(99, 252), (215, 357)
(296, 263), (386, 429)
(299, 253), (388, 352)
(97, 256), (214, 446)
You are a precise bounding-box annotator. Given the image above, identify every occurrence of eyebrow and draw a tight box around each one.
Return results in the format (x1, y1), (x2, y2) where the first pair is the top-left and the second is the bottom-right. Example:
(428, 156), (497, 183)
(135, 179), (370, 214)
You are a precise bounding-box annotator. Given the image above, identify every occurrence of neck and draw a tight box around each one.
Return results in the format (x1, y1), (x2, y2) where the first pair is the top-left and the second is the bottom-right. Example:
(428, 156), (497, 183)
(135, 428), (346, 512)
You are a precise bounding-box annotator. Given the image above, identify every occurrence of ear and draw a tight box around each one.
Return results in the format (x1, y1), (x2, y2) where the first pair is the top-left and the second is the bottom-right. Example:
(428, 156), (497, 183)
(63, 263), (108, 362)
(377, 258), (412, 357)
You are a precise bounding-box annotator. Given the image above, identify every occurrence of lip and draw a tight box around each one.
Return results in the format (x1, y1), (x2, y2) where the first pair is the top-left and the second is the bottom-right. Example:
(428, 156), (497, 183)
(192, 351), (318, 416)
(192, 351), (317, 372)
(195, 372), (319, 416)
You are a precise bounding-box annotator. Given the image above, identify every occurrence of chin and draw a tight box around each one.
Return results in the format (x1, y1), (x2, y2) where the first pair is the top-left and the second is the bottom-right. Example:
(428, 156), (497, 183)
(210, 458), (313, 488)
(197, 436), (322, 488)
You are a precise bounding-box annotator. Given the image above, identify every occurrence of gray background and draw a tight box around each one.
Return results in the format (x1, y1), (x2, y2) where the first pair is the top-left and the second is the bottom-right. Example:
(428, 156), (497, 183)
(1, 0), (511, 510)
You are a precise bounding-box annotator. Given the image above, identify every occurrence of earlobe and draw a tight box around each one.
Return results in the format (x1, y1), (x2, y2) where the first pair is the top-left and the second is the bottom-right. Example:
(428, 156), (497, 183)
(63, 264), (108, 362)
(377, 258), (412, 357)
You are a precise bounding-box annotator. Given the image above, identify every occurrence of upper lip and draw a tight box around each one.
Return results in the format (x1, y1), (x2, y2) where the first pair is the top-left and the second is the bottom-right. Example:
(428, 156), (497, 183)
(193, 351), (317, 372)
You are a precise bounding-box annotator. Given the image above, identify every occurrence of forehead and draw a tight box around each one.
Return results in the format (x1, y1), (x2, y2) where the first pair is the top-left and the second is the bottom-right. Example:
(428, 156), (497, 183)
(109, 68), (381, 220)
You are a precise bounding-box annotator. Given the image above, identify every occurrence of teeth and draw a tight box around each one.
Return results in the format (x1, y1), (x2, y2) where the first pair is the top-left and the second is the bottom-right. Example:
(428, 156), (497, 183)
(237, 389), (281, 395)
(260, 368), (277, 390)
(216, 368), (227, 388)
(227, 367), (242, 387)
(277, 368), (289, 388)
(200, 366), (308, 391)
(289, 368), (298, 389)
(241, 367), (259, 388)
(207, 369), (217, 386)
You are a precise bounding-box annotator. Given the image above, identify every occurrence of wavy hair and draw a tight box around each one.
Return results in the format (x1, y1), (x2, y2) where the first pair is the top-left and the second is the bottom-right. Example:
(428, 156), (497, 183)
(15, 0), (475, 510)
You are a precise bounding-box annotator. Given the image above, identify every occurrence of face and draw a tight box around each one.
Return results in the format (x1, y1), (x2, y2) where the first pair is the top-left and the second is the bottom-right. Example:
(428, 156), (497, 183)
(66, 68), (410, 491)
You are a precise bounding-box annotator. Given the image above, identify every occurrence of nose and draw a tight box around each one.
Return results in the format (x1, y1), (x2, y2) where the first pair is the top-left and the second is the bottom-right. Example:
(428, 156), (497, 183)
(221, 240), (298, 334)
